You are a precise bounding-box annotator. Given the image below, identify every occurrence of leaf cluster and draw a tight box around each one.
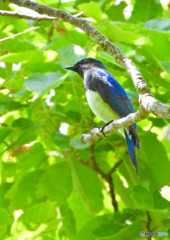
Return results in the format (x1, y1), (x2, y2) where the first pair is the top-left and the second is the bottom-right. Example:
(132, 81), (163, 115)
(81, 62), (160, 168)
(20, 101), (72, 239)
(0, 0), (170, 239)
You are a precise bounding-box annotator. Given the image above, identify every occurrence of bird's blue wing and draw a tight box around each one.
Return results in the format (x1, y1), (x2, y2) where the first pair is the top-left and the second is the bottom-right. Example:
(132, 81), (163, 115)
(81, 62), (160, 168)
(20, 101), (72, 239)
(124, 129), (138, 174)
(91, 70), (135, 118)
(91, 70), (140, 151)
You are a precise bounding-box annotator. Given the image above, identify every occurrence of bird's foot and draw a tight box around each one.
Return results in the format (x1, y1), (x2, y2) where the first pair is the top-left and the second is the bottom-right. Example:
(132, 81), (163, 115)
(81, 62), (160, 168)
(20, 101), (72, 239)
(92, 125), (98, 129)
(100, 120), (114, 137)
(90, 125), (100, 134)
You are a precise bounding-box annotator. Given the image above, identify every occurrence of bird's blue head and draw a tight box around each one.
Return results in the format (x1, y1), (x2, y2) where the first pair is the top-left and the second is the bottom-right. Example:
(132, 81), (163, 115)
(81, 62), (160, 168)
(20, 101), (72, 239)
(65, 58), (106, 78)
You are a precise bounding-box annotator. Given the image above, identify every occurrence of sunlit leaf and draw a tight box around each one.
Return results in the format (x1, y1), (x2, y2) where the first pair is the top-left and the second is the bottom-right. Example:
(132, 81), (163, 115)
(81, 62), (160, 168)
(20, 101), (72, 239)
(24, 72), (64, 95)
(0, 209), (12, 226)
(0, 50), (58, 63)
(36, 162), (73, 205)
(130, 0), (163, 22)
(78, 2), (102, 22)
(69, 159), (103, 213)
(0, 0), (170, 238)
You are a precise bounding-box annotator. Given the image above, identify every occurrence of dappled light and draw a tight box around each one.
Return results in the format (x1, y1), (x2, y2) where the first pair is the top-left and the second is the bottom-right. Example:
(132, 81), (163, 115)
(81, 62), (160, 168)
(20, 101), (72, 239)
(0, 0), (170, 239)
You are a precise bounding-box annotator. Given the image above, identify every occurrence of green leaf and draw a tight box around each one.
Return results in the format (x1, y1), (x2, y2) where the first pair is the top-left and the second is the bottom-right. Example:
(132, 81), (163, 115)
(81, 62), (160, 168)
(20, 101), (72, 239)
(0, 226), (7, 240)
(138, 28), (170, 61)
(67, 191), (92, 230)
(131, 185), (153, 209)
(0, 183), (12, 208)
(24, 72), (64, 95)
(66, 110), (82, 122)
(74, 213), (144, 240)
(74, 0), (100, 7)
(140, 132), (170, 187)
(104, 20), (149, 45)
(1, 1), (170, 238)
(65, 30), (88, 48)
(69, 159), (103, 213)
(24, 62), (65, 75)
(0, 50), (58, 63)
(16, 143), (47, 171)
(5, 170), (43, 211)
(12, 118), (38, 129)
(153, 191), (170, 209)
(0, 209), (12, 226)
(112, 173), (135, 208)
(57, 44), (84, 63)
(60, 203), (76, 237)
(36, 0), (60, 4)
(102, 220), (144, 240)
(0, 127), (12, 144)
(161, 61), (170, 73)
(52, 131), (70, 149)
(104, 1), (126, 21)
(0, 93), (25, 114)
(130, 0), (163, 22)
(19, 202), (57, 230)
(144, 19), (170, 32)
(70, 138), (90, 149)
(74, 214), (112, 240)
(93, 209), (145, 238)
(1, 38), (36, 53)
(36, 162), (73, 205)
(78, 2), (102, 22)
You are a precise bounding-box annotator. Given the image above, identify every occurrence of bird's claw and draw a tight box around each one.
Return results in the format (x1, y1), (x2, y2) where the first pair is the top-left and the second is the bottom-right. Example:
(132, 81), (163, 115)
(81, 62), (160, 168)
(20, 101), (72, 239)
(90, 125), (100, 134)
(100, 120), (114, 137)
(92, 125), (98, 129)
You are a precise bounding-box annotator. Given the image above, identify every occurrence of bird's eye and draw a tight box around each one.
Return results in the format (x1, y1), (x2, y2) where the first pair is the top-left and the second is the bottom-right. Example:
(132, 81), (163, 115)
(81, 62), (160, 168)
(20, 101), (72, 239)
(84, 59), (88, 64)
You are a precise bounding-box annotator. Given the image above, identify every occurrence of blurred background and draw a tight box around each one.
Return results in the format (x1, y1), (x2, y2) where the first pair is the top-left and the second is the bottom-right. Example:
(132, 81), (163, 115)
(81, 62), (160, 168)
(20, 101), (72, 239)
(0, 0), (170, 239)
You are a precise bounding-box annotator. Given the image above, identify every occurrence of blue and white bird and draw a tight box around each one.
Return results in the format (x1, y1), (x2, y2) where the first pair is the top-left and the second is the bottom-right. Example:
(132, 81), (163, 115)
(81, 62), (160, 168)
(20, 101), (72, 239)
(65, 58), (140, 173)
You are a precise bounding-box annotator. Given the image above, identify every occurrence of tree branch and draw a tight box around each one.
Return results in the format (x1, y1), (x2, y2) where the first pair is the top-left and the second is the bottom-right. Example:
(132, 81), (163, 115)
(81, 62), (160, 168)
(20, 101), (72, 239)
(145, 211), (152, 240)
(0, 9), (83, 21)
(0, 9), (58, 20)
(0, 26), (39, 42)
(0, 0), (170, 143)
(81, 107), (148, 144)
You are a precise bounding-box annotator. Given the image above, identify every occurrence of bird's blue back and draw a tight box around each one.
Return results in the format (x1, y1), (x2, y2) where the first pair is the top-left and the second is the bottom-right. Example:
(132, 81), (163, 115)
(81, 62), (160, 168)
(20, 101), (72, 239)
(90, 69), (137, 129)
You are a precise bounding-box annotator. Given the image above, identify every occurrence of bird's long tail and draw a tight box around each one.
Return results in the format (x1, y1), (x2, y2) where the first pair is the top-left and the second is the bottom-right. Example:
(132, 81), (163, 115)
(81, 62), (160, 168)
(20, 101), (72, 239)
(124, 128), (138, 174)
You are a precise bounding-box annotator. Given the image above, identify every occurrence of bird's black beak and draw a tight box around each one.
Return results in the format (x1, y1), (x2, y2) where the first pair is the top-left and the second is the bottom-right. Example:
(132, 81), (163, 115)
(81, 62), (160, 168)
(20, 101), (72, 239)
(65, 65), (75, 71)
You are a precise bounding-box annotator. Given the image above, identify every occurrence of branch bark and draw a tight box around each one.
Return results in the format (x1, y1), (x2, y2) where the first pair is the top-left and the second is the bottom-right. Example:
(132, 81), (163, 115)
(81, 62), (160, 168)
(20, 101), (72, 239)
(145, 211), (152, 240)
(0, 9), (84, 21)
(0, 9), (58, 20)
(0, 0), (170, 143)
(81, 107), (148, 143)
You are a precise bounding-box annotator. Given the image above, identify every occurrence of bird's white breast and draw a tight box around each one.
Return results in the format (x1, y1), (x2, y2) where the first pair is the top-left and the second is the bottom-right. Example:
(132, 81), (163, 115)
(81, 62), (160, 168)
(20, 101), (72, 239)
(86, 89), (119, 123)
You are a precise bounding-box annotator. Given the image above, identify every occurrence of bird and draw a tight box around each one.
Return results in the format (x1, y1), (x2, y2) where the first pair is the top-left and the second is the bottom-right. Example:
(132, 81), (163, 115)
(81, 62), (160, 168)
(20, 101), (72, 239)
(65, 58), (140, 174)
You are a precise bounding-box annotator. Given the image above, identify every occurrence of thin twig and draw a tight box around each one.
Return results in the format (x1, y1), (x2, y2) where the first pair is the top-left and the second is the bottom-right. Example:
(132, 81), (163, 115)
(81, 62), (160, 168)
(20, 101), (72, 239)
(146, 211), (152, 232)
(106, 175), (118, 212)
(89, 145), (121, 212)
(0, 26), (39, 42)
(47, 24), (54, 43)
(73, 12), (84, 18)
(145, 210), (152, 240)
(89, 145), (107, 178)
(108, 160), (123, 175)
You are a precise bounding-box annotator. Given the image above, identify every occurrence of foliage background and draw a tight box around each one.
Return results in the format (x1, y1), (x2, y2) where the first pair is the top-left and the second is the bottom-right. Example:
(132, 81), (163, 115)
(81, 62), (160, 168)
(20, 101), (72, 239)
(0, 0), (170, 239)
